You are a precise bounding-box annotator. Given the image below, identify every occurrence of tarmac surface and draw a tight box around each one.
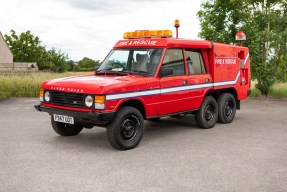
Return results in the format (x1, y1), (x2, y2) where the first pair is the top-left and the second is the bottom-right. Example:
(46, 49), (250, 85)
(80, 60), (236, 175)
(0, 98), (287, 192)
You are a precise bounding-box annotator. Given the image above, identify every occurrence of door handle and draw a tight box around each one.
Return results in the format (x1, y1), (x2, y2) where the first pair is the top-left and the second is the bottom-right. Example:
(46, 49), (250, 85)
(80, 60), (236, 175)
(183, 80), (188, 85)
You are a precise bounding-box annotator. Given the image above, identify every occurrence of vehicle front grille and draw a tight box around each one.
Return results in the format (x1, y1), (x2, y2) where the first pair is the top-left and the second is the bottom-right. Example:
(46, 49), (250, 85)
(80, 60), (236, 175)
(50, 91), (85, 108)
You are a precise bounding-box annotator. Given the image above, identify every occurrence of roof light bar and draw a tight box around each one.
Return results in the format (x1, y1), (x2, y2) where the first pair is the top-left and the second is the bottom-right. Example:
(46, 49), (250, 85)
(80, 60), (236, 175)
(123, 30), (173, 39)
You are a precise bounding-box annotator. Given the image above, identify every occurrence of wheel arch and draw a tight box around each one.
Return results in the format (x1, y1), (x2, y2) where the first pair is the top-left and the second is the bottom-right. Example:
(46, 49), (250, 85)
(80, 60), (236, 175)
(116, 99), (147, 119)
(205, 88), (240, 109)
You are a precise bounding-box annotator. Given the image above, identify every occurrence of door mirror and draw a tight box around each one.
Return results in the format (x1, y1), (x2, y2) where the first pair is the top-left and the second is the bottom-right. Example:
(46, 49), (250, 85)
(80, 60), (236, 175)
(160, 68), (173, 77)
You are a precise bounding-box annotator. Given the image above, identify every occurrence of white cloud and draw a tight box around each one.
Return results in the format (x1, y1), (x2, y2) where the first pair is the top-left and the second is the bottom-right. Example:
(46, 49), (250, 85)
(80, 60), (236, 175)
(0, 0), (203, 61)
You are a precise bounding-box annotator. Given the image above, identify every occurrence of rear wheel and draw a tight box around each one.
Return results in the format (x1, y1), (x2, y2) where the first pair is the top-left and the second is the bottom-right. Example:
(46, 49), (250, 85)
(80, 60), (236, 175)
(195, 96), (218, 129)
(107, 106), (144, 150)
(217, 93), (236, 124)
(51, 118), (83, 136)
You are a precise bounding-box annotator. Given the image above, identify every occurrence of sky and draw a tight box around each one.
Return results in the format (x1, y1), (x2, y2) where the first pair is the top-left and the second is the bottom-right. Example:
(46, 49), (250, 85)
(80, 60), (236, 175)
(0, 0), (203, 61)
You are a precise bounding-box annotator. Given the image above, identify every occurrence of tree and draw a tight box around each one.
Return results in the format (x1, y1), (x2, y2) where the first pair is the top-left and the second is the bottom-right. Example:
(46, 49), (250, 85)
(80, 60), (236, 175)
(197, 0), (287, 96)
(4, 30), (48, 70)
(197, 0), (249, 44)
(46, 48), (69, 73)
(78, 57), (100, 69)
(67, 60), (76, 71)
(75, 57), (100, 71)
(4, 30), (70, 72)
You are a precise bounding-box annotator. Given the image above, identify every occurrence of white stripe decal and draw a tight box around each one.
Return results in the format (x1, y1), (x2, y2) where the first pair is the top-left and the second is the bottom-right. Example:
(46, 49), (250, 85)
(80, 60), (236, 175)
(106, 89), (161, 100)
(160, 83), (213, 94)
(244, 52), (249, 66)
(212, 71), (240, 87)
(106, 71), (241, 101)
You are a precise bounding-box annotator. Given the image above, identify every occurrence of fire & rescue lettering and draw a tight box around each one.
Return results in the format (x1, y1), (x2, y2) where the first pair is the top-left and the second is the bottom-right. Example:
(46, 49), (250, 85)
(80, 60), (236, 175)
(215, 58), (237, 65)
(119, 40), (157, 46)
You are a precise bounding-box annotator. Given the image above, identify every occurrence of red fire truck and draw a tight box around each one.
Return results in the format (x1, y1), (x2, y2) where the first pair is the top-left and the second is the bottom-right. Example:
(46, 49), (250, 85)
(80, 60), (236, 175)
(35, 23), (251, 150)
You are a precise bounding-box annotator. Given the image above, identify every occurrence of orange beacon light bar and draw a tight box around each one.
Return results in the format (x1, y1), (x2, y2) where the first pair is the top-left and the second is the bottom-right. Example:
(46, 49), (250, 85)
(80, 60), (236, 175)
(123, 30), (173, 39)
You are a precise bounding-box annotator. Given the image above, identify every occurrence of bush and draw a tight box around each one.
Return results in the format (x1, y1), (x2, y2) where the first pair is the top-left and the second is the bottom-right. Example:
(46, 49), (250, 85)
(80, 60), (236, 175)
(255, 67), (275, 97)
(250, 88), (261, 97)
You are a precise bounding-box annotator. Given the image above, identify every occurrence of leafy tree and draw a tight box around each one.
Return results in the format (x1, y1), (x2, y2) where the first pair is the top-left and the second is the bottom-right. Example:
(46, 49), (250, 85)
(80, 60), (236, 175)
(67, 60), (76, 71)
(75, 57), (100, 71)
(4, 30), (70, 72)
(4, 30), (48, 70)
(78, 57), (100, 69)
(197, 0), (287, 96)
(197, 0), (249, 44)
(46, 48), (69, 73)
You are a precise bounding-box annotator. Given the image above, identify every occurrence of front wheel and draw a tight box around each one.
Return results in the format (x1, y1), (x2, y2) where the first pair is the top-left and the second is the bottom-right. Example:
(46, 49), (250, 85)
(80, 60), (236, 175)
(217, 93), (236, 124)
(107, 106), (144, 150)
(51, 118), (83, 136)
(195, 96), (218, 129)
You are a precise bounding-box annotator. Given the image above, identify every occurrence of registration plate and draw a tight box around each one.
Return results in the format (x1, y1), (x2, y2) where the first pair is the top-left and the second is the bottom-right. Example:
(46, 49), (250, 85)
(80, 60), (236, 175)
(53, 114), (74, 124)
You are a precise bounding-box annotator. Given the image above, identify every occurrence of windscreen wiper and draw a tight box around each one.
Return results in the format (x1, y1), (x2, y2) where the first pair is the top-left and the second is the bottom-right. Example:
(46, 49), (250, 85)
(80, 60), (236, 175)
(125, 70), (151, 76)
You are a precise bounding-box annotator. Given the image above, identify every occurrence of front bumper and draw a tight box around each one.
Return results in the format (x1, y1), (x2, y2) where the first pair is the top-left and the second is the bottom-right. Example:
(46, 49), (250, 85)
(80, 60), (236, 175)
(34, 105), (115, 125)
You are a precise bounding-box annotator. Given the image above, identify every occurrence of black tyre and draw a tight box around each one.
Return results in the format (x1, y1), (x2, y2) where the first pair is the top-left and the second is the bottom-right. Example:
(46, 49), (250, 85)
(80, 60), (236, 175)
(51, 118), (83, 136)
(195, 96), (218, 129)
(107, 106), (144, 150)
(217, 93), (236, 124)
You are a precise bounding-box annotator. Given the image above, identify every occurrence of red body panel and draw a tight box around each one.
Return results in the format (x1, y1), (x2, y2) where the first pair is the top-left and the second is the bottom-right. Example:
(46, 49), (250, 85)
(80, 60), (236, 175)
(159, 75), (191, 114)
(187, 74), (212, 109)
(40, 37), (250, 118)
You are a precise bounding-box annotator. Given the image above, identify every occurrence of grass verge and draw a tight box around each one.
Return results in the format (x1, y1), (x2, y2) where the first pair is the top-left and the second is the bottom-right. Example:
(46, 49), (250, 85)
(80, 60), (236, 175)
(0, 72), (93, 101)
(250, 82), (287, 98)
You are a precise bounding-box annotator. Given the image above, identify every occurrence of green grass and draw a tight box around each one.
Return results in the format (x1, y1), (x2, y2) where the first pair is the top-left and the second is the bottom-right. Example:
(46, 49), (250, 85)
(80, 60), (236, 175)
(0, 72), (93, 101)
(250, 81), (287, 98)
(269, 83), (287, 98)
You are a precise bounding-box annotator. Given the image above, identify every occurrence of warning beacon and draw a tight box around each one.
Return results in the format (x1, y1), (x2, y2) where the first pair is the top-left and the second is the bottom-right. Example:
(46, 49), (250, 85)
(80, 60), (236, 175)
(236, 31), (246, 46)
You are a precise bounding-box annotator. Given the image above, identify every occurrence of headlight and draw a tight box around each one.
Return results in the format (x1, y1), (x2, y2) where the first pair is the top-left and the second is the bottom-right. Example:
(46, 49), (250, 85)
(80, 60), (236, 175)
(44, 91), (50, 102)
(85, 95), (94, 107)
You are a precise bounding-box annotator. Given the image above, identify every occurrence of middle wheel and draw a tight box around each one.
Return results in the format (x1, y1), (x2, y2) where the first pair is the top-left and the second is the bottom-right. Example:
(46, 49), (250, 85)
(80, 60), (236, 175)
(195, 96), (218, 129)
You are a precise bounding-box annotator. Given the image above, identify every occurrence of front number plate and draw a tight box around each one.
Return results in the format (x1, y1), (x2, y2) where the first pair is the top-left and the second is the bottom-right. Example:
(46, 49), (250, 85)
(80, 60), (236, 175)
(53, 114), (74, 124)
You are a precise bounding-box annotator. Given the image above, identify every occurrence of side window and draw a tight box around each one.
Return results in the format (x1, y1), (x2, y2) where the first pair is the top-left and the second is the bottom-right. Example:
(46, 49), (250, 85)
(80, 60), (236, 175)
(161, 49), (185, 77)
(186, 50), (206, 75)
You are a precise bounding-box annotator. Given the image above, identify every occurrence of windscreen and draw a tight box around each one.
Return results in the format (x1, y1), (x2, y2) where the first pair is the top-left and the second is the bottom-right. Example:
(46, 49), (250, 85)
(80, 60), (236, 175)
(97, 48), (163, 76)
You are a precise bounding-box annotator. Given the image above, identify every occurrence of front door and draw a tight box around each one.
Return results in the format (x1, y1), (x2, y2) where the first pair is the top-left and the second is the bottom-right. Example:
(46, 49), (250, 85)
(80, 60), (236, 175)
(185, 49), (212, 109)
(159, 49), (190, 115)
